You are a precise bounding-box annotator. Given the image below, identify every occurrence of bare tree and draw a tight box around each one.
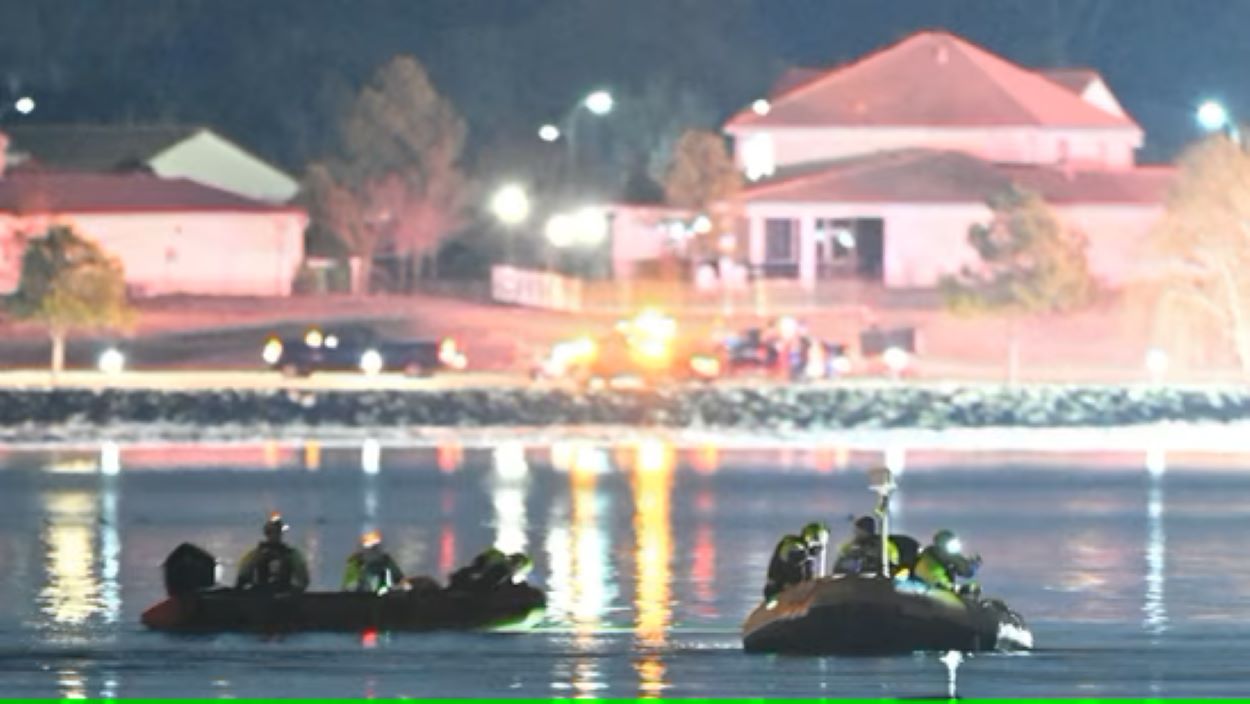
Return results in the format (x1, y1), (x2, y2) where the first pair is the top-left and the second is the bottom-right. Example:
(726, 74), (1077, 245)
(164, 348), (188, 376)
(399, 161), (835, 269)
(1146, 136), (1250, 373)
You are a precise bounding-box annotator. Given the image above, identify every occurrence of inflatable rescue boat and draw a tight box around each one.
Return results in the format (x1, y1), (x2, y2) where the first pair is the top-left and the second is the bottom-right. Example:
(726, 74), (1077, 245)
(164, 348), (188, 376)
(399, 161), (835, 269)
(141, 543), (545, 634)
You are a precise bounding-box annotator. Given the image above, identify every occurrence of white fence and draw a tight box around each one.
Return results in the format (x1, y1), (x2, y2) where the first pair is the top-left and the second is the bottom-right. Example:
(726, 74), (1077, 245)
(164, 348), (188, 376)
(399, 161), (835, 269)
(490, 265), (583, 312)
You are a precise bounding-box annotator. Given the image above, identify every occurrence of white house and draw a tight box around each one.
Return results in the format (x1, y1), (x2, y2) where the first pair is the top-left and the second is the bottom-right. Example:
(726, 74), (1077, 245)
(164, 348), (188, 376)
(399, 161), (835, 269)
(3, 125), (300, 204)
(0, 147), (306, 297)
(720, 30), (1172, 290)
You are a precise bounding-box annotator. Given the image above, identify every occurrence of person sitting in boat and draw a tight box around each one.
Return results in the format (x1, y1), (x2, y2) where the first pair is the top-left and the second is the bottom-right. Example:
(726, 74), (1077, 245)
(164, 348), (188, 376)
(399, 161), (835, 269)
(235, 513), (310, 593)
(763, 533), (809, 601)
(914, 529), (982, 594)
(799, 522), (830, 579)
(449, 548), (533, 592)
(342, 529), (405, 594)
(833, 516), (899, 576)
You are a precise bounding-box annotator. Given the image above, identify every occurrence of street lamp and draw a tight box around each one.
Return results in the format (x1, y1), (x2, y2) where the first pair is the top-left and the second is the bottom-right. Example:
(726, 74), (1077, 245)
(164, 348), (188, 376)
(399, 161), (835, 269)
(490, 184), (530, 226)
(1196, 99), (1240, 143)
(13, 96), (34, 115)
(584, 90), (614, 116)
(490, 184), (531, 265)
(538, 124), (561, 142)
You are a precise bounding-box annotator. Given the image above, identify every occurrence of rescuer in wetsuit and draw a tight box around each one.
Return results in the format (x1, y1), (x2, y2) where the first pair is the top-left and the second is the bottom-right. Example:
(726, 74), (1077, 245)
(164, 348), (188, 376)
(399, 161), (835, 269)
(833, 515), (900, 576)
(342, 530), (405, 593)
(236, 513), (310, 593)
(763, 533), (809, 601)
(914, 529), (981, 594)
(449, 548), (533, 592)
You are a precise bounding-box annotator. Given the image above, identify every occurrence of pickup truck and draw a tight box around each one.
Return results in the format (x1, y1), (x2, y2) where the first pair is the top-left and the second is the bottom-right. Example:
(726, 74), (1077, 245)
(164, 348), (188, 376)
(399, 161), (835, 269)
(262, 326), (467, 377)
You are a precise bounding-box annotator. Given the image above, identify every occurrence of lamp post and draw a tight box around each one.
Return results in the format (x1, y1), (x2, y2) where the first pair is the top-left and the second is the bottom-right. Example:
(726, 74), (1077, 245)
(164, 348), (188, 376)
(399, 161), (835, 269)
(490, 183), (531, 264)
(538, 89), (614, 195)
(1196, 99), (1240, 145)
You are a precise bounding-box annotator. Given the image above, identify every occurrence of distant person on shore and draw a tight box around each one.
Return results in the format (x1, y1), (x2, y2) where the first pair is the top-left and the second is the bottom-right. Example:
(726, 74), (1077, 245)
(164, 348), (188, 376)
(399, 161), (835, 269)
(342, 530), (405, 594)
(236, 513), (310, 593)
(914, 529), (981, 594)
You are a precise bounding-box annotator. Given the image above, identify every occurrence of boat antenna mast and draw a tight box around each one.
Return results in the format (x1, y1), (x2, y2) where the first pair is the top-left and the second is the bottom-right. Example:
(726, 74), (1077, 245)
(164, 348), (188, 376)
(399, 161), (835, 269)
(867, 465), (896, 578)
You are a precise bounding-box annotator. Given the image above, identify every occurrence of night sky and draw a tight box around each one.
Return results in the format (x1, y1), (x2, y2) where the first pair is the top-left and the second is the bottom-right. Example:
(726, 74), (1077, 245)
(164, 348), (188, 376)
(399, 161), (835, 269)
(0, 0), (1242, 171)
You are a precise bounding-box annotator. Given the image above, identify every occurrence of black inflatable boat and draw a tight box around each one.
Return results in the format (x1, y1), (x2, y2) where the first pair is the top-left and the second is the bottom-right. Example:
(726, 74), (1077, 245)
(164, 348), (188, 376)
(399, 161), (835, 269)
(741, 575), (1032, 655)
(142, 543), (545, 634)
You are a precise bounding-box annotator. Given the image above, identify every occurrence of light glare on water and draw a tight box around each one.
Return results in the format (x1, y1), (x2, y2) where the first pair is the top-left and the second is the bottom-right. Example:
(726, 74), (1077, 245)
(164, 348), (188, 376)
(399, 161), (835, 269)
(1, 440), (1250, 696)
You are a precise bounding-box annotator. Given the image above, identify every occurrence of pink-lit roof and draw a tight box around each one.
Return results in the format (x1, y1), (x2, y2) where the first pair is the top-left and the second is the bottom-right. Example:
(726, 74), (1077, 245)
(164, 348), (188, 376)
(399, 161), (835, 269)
(739, 149), (1172, 205)
(728, 31), (1139, 130)
(0, 171), (301, 214)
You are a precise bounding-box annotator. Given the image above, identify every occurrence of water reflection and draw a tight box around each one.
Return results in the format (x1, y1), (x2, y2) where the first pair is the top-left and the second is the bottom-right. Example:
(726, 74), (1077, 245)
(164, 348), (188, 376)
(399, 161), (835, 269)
(40, 492), (99, 627)
(631, 439), (674, 698)
(491, 443), (529, 555)
(546, 444), (612, 696)
(1144, 449), (1167, 634)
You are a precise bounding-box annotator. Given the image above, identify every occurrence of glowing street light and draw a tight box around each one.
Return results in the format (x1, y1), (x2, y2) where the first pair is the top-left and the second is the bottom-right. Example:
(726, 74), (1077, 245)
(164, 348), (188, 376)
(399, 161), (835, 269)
(1196, 100), (1231, 133)
(13, 96), (34, 115)
(545, 213), (578, 248)
(1145, 347), (1169, 383)
(584, 90), (614, 116)
(574, 207), (608, 246)
(883, 346), (910, 379)
(751, 98), (771, 116)
(97, 348), (125, 375)
(490, 184), (531, 226)
(538, 124), (561, 142)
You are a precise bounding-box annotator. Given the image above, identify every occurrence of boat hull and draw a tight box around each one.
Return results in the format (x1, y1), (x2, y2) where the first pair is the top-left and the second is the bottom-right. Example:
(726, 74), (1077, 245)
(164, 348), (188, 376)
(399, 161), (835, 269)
(142, 584), (545, 634)
(742, 576), (1030, 655)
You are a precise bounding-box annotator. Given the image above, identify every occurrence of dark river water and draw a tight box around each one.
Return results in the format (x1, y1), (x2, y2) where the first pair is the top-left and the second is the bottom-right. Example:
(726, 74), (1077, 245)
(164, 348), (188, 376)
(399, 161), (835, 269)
(0, 438), (1248, 698)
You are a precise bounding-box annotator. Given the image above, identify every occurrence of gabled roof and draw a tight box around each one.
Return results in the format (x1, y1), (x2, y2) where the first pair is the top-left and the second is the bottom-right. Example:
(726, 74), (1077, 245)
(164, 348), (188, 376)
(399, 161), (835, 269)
(739, 149), (1171, 205)
(3, 125), (205, 172)
(0, 171), (303, 214)
(728, 31), (1139, 131)
(1040, 68), (1101, 95)
(769, 67), (824, 97)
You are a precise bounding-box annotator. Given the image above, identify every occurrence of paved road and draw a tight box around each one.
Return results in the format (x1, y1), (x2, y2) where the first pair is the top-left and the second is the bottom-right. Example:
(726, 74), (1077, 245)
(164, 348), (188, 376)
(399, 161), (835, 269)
(0, 369), (536, 391)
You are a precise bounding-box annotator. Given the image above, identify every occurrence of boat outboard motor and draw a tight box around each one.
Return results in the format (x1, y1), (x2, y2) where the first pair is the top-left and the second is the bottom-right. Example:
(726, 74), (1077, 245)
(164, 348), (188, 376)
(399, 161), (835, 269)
(163, 543), (219, 597)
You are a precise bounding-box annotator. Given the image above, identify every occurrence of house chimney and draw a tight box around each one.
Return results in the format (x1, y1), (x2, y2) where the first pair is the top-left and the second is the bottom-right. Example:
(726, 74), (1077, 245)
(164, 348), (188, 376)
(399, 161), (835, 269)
(0, 131), (8, 178)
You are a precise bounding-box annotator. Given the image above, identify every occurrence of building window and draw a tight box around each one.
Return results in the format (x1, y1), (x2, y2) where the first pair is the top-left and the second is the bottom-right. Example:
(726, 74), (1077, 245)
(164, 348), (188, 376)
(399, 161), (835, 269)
(816, 218), (857, 259)
(764, 218), (795, 261)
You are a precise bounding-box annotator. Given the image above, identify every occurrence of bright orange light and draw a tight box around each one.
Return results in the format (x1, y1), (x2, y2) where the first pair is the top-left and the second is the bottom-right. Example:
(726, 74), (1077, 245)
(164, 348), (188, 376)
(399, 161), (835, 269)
(437, 442), (463, 473)
(690, 445), (719, 475)
(303, 440), (321, 471)
(635, 438), (675, 475)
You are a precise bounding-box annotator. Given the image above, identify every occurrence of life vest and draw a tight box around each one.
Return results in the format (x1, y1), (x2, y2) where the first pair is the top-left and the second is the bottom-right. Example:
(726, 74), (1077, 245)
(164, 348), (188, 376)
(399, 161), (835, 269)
(251, 542), (296, 591)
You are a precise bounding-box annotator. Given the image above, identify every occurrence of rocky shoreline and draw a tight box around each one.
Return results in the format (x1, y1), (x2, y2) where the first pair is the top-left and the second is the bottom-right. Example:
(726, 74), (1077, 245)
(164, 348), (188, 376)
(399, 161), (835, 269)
(1, 384), (1248, 443)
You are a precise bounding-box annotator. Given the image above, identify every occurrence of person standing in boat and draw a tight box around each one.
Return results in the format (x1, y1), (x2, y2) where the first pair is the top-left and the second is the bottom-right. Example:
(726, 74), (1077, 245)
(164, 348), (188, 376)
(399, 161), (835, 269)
(235, 513), (311, 593)
(914, 529), (982, 594)
(833, 515), (899, 576)
(342, 530), (405, 594)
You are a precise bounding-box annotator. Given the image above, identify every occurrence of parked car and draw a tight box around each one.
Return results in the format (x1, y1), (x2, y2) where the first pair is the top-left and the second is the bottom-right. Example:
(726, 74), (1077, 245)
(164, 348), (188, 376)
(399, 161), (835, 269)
(262, 326), (467, 377)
